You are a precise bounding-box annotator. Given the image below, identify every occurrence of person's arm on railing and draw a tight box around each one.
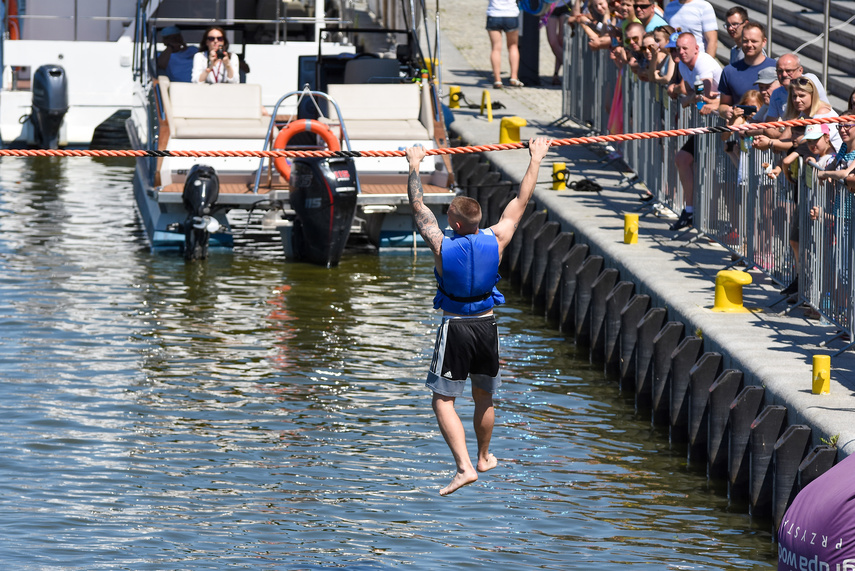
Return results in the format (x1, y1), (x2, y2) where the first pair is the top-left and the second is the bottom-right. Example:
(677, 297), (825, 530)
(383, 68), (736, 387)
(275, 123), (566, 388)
(718, 94), (735, 121)
(817, 161), (855, 181)
(753, 127), (797, 152)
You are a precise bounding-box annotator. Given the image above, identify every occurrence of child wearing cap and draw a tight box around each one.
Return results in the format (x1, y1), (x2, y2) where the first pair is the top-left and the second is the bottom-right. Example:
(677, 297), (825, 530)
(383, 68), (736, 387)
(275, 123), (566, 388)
(805, 123), (840, 222)
(815, 114), (855, 182)
(766, 123), (833, 183)
(804, 124), (836, 171)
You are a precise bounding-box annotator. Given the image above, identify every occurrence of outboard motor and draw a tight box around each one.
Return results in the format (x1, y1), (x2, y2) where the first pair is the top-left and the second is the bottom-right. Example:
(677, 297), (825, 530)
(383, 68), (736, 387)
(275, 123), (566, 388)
(31, 65), (68, 149)
(289, 157), (359, 267)
(181, 165), (220, 261)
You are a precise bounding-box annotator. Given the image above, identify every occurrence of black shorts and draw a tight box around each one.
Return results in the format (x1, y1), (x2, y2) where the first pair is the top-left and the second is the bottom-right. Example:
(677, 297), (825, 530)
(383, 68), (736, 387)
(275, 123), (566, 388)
(680, 135), (696, 157)
(789, 215), (799, 243)
(426, 315), (502, 397)
(551, 6), (572, 18)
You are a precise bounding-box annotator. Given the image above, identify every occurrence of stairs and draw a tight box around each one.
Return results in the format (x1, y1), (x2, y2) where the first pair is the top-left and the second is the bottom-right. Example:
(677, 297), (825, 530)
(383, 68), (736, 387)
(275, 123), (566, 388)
(707, 0), (854, 111)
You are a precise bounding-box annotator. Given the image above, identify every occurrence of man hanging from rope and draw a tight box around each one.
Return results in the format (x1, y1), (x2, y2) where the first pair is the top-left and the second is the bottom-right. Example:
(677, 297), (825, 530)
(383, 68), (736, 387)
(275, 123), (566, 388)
(405, 137), (550, 495)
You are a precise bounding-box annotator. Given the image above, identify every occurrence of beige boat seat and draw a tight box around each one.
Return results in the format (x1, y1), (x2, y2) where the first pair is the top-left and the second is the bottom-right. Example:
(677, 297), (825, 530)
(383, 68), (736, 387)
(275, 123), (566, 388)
(158, 76), (268, 139)
(325, 83), (430, 141)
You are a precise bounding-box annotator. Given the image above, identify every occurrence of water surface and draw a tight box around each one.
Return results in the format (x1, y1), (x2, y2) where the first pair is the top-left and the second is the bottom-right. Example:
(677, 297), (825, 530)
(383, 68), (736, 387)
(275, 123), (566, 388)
(0, 157), (775, 569)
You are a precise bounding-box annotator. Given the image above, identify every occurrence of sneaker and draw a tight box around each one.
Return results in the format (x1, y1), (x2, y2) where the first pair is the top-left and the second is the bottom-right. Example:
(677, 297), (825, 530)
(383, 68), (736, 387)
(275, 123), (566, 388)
(780, 277), (798, 296)
(669, 209), (693, 231)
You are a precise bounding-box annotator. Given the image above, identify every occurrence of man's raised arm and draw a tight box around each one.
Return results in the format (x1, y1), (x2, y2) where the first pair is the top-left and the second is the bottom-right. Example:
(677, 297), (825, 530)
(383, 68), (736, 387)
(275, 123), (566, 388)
(491, 137), (550, 249)
(406, 146), (444, 256)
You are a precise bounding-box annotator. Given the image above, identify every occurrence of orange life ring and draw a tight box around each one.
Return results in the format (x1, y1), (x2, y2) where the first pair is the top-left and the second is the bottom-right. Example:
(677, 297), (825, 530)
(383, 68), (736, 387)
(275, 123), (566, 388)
(273, 119), (340, 181)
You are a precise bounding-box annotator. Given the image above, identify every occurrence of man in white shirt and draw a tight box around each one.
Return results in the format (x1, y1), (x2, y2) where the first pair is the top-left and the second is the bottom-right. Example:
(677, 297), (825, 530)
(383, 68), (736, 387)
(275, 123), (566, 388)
(669, 32), (723, 231)
(663, 0), (718, 59)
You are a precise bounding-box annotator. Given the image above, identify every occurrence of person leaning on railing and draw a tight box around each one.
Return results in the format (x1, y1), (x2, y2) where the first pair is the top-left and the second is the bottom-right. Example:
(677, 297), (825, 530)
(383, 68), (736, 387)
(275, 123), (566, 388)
(714, 22), (776, 122)
(757, 54), (831, 142)
(752, 77), (841, 155)
(814, 118), (855, 185)
(575, 0), (614, 51)
(623, 22), (647, 78)
(666, 31), (723, 231)
(645, 25), (676, 84)
(752, 77), (841, 297)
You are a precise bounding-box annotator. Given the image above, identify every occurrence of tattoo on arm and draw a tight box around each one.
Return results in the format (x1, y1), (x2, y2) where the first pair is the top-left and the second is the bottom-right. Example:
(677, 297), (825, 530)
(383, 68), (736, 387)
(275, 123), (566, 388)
(408, 169), (444, 253)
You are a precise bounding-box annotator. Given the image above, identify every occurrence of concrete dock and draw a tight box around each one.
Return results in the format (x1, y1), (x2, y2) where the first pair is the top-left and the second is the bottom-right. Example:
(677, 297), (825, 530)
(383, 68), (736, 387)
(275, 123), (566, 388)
(431, 1), (855, 524)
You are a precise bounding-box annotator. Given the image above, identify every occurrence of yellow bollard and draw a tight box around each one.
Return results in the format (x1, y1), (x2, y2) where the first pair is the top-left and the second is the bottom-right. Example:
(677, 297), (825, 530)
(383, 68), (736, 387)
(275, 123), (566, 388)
(449, 85), (461, 109)
(499, 116), (526, 144)
(812, 355), (831, 394)
(552, 162), (566, 190)
(624, 213), (639, 244)
(480, 90), (493, 123)
(711, 269), (753, 312)
(424, 58), (440, 77)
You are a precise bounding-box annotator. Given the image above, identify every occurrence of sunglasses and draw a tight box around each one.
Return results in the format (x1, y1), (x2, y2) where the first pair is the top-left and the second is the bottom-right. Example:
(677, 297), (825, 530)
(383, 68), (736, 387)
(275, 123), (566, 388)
(207, 35), (224, 42)
(725, 21), (745, 29)
(633, 3), (651, 8)
(794, 77), (812, 87)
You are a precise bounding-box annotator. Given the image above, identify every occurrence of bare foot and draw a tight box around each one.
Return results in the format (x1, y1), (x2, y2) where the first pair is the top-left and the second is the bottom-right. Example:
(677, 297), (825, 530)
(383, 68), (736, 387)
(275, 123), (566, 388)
(477, 453), (498, 473)
(439, 469), (478, 496)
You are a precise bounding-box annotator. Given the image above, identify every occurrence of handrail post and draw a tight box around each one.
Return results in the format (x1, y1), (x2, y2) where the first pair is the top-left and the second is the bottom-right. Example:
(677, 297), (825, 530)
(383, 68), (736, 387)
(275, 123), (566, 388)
(766, 0), (773, 55)
(823, 0), (830, 86)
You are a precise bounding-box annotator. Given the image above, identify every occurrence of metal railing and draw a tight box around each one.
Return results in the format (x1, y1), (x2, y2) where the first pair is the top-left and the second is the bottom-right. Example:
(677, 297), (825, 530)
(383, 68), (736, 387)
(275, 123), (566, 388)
(562, 27), (853, 345)
(800, 169), (853, 338)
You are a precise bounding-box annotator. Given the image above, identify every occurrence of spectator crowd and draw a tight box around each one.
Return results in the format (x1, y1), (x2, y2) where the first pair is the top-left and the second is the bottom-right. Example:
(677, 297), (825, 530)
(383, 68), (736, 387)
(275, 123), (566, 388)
(559, 0), (855, 298)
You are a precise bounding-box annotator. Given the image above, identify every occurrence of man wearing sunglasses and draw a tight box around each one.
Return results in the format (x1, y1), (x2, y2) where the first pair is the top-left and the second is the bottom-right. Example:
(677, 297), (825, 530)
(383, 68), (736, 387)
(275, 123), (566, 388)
(634, 1), (667, 33)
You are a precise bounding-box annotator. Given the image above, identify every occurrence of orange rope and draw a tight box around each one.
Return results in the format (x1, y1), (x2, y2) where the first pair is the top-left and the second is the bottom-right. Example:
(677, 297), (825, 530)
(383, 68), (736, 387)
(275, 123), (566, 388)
(2, 115), (851, 158)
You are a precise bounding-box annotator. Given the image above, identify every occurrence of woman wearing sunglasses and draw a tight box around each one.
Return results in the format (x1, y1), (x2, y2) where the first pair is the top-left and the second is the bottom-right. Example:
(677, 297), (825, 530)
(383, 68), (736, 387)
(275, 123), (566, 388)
(755, 76), (841, 154)
(752, 75), (842, 297)
(191, 26), (240, 84)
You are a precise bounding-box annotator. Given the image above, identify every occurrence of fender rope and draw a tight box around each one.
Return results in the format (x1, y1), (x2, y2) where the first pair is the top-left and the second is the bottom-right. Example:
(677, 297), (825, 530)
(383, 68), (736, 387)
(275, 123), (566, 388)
(1, 115), (851, 158)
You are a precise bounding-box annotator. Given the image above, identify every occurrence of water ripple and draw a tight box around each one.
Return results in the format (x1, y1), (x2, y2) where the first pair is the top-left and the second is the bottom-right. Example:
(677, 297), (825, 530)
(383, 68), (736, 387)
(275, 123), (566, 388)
(0, 158), (775, 569)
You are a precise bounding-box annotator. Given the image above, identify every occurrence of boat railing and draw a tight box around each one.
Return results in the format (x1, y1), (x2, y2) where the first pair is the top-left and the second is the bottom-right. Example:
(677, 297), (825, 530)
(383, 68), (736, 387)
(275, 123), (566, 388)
(252, 88), (352, 195)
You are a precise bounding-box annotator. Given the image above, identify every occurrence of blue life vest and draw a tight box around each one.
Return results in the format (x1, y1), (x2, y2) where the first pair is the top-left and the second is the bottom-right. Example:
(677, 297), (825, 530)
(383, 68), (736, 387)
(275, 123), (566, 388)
(433, 228), (505, 314)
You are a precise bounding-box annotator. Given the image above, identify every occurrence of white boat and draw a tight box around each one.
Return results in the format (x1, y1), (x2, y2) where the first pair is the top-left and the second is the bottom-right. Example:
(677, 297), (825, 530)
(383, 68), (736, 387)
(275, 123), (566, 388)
(125, 0), (455, 265)
(0, 0), (139, 148)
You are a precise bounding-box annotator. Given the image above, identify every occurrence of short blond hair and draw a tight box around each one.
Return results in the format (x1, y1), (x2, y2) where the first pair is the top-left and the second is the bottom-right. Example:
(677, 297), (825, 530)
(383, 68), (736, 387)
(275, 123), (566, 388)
(448, 196), (482, 230)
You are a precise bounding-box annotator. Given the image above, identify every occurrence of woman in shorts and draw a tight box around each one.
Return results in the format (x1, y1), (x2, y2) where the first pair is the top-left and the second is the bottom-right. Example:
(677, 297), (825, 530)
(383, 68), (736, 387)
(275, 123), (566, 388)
(487, 0), (523, 89)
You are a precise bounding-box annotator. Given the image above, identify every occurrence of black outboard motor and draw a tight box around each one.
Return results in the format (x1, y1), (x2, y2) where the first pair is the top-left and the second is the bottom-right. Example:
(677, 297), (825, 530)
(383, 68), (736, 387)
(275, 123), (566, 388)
(31, 65), (68, 149)
(181, 165), (220, 261)
(289, 157), (359, 267)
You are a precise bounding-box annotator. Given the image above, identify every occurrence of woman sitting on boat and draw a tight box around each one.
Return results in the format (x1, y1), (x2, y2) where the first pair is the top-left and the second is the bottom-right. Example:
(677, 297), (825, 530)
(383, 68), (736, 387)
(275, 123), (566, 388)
(192, 26), (240, 84)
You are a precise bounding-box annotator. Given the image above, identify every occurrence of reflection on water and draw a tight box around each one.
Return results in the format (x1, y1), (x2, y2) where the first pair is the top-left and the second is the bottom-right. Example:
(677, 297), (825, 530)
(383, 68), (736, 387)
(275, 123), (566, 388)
(0, 157), (776, 568)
